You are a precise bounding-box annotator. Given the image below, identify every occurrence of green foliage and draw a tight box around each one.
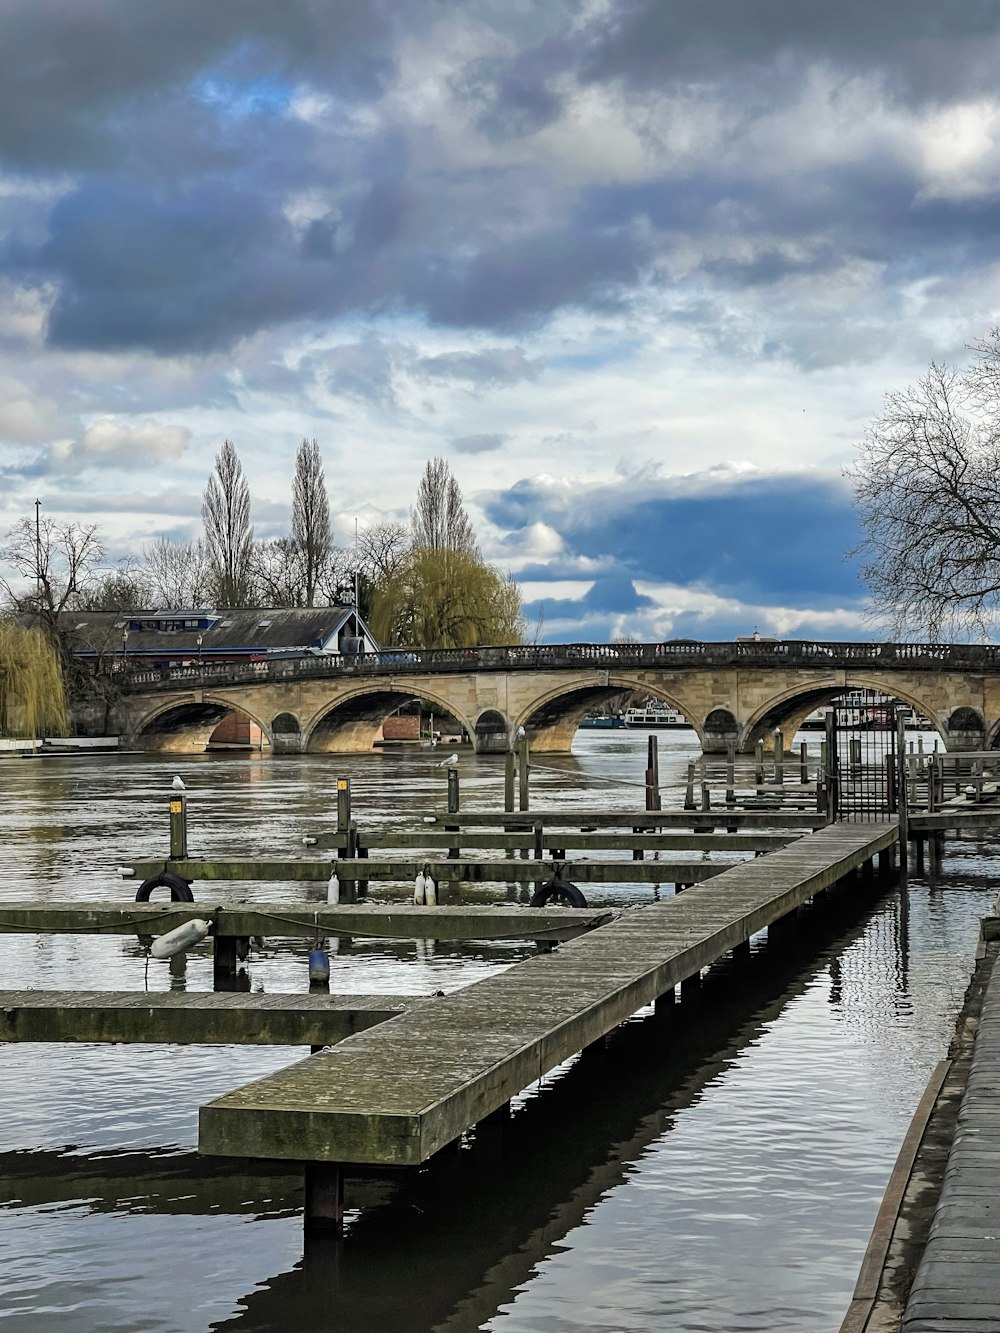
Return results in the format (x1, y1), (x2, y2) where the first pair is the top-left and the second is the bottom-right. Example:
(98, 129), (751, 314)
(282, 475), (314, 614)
(0, 621), (68, 737)
(369, 547), (525, 648)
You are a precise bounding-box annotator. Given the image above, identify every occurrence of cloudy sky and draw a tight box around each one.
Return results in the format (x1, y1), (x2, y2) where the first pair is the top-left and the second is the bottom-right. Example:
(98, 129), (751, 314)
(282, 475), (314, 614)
(2, 0), (999, 641)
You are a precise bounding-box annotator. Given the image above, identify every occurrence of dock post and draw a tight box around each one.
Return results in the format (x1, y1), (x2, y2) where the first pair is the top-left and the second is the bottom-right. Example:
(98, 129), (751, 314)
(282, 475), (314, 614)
(684, 762), (696, 811)
(732, 938), (751, 962)
(340, 820), (358, 904)
(773, 730), (784, 784)
(645, 735), (661, 812)
(754, 741), (764, 787)
(213, 934), (238, 986)
(303, 1162), (344, 1237)
(336, 778), (351, 833)
(169, 793), (188, 859)
(504, 750), (515, 813)
(680, 970), (702, 1001)
(517, 734), (530, 812)
(799, 742), (808, 785)
(446, 769), (460, 862)
(653, 987), (675, 1019)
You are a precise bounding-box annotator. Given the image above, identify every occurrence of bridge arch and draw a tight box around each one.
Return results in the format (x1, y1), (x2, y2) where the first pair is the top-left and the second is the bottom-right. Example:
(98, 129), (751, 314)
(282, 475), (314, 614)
(474, 709), (510, 754)
(302, 683), (476, 754)
(738, 676), (948, 752)
(130, 694), (273, 753)
(270, 711), (302, 755)
(515, 677), (700, 752)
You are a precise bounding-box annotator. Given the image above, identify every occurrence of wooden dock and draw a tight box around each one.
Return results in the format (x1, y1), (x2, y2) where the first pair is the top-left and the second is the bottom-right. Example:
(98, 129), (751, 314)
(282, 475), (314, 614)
(0, 990), (423, 1046)
(199, 820), (898, 1174)
(0, 902), (612, 942)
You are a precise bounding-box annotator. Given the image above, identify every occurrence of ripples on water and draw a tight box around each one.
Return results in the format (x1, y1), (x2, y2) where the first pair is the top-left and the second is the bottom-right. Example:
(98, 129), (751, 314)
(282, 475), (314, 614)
(0, 734), (991, 1331)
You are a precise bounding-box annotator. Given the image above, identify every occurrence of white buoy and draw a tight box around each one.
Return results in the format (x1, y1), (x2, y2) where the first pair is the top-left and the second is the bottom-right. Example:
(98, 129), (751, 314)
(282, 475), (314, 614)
(413, 870), (426, 905)
(424, 875), (437, 906)
(327, 870), (340, 903)
(150, 918), (210, 959)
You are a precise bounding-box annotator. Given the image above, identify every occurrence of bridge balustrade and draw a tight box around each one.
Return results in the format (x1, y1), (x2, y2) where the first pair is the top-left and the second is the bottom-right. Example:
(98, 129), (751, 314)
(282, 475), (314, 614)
(104, 639), (1000, 694)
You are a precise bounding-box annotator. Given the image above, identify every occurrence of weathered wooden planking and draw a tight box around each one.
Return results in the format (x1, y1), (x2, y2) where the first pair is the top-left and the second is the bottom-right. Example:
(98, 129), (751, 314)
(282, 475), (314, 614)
(0, 902), (614, 942)
(126, 857), (732, 885)
(307, 830), (797, 853)
(417, 810), (826, 830)
(0, 990), (422, 1045)
(199, 820), (897, 1166)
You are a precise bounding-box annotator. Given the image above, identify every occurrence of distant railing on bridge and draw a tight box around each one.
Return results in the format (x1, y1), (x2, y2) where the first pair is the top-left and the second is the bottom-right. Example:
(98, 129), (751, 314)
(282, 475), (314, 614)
(107, 639), (1000, 694)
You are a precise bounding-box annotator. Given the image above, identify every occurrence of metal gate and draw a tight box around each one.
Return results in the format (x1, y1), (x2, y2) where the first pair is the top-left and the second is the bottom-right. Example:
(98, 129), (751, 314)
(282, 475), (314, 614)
(827, 690), (899, 822)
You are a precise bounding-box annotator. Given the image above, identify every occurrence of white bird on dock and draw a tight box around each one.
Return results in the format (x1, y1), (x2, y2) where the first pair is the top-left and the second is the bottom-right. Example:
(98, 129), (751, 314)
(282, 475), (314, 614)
(171, 776), (186, 791)
(436, 753), (459, 768)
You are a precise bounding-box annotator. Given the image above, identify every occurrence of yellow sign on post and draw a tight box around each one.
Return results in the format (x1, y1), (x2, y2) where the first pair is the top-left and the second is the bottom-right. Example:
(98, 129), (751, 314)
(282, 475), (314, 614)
(169, 800), (182, 814)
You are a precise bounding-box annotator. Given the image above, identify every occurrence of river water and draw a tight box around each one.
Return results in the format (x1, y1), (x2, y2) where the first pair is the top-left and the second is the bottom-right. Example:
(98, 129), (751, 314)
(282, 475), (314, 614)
(0, 731), (991, 1332)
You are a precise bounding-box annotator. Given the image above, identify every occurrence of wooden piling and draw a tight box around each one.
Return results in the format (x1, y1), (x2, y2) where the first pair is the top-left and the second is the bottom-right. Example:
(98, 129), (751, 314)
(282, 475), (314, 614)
(799, 742), (808, 785)
(773, 731), (784, 784)
(336, 778), (351, 833)
(169, 794), (188, 859)
(303, 1162), (344, 1236)
(684, 762), (696, 811)
(517, 735), (530, 812)
(504, 751), (515, 814)
(645, 735), (661, 812)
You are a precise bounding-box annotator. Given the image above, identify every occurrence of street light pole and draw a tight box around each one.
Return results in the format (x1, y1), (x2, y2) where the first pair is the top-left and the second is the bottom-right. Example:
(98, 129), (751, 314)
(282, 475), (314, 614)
(196, 633), (203, 677)
(121, 627), (129, 673)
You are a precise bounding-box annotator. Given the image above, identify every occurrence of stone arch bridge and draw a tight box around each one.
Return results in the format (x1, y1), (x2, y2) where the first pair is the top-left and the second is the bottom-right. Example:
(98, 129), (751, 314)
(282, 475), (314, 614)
(93, 640), (1000, 756)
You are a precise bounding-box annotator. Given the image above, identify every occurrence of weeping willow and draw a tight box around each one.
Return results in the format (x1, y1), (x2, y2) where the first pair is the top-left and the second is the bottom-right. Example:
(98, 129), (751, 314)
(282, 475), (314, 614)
(0, 622), (68, 738)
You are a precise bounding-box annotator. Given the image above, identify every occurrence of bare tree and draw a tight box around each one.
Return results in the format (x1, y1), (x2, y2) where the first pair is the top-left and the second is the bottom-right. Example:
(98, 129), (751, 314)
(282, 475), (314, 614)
(202, 440), (253, 607)
(411, 458), (478, 554)
(357, 520), (409, 583)
(0, 514), (104, 628)
(849, 358), (1000, 638)
(292, 439), (331, 606)
(252, 537), (305, 607)
(77, 558), (153, 611)
(141, 537), (212, 608)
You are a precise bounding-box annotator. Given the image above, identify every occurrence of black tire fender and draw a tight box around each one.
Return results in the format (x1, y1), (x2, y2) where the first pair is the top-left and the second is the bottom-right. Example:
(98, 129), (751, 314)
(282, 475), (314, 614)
(529, 879), (587, 908)
(135, 871), (194, 903)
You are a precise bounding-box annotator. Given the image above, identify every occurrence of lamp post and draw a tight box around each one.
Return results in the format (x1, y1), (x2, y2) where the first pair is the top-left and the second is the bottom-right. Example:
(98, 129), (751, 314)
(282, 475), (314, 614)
(121, 627), (129, 673)
(196, 633), (203, 677)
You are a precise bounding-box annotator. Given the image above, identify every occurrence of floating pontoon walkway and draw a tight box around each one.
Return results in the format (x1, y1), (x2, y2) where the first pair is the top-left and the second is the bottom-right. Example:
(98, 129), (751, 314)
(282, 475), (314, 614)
(199, 820), (898, 1168)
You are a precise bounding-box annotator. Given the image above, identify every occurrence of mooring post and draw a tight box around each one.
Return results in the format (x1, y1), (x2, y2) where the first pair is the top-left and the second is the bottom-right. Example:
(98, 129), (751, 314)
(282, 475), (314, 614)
(336, 777), (351, 833)
(303, 1162), (344, 1237)
(725, 742), (735, 808)
(773, 730), (784, 784)
(340, 820), (358, 904)
(517, 734), (530, 812)
(799, 742), (808, 785)
(446, 769), (460, 861)
(684, 762), (696, 811)
(754, 741), (764, 787)
(645, 734), (661, 811)
(169, 793), (188, 859)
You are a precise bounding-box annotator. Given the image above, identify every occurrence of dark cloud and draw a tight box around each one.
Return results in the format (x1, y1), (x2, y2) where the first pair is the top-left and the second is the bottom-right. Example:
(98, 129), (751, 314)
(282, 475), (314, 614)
(1, 0), (999, 357)
(0, 0), (394, 172)
(581, 0), (1000, 103)
(451, 433), (507, 454)
(487, 470), (863, 606)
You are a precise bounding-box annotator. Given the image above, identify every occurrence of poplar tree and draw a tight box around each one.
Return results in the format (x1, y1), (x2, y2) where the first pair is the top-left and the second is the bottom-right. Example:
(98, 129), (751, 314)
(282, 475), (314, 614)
(291, 438), (331, 606)
(202, 440), (253, 608)
(411, 457), (477, 554)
